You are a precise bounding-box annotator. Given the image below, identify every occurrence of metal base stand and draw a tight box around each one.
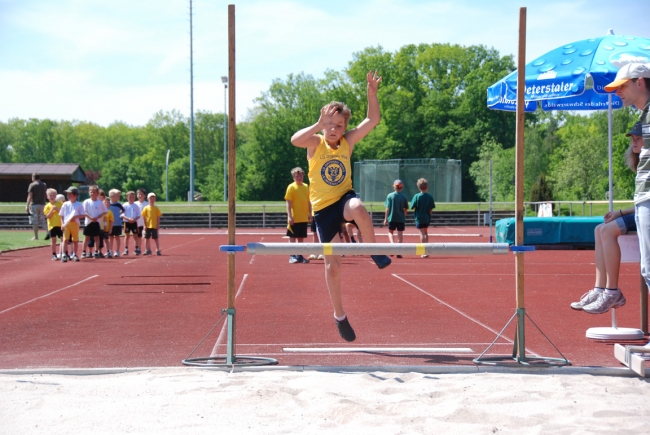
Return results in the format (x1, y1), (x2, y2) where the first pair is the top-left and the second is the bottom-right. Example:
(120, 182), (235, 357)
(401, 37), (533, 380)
(585, 308), (645, 340)
(183, 308), (278, 368)
(474, 308), (570, 367)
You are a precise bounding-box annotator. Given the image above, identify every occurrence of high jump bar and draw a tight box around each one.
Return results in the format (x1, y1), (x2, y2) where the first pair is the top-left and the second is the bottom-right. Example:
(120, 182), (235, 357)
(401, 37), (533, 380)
(220, 243), (533, 255)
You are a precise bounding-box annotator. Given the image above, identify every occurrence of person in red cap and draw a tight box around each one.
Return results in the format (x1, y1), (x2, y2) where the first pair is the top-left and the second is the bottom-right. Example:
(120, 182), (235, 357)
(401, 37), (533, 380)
(600, 64), (650, 326)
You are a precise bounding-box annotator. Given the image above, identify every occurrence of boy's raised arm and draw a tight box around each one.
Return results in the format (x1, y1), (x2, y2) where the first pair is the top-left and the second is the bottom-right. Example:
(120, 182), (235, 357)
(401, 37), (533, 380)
(344, 70), (382, 148)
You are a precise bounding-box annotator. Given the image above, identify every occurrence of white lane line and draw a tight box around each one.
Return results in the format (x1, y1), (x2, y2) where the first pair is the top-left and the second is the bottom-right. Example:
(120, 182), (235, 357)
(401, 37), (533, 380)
(0, 275), (99, 315)
(210, 274), (248, 357)
(166, 237), (205, 252)
(392, 274), (516, 347)
(393, 274), (542, 357)
(283, 347), (473, 353)
(124, 259), (139, 265)
(249, 236), (264, 265)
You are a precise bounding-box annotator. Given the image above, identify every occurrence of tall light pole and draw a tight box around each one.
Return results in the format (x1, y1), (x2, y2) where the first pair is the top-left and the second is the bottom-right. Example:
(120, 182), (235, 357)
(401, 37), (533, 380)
(165, 149), (171, 203)
(188, 0), (195, 202)
(221, 76), (228, 202)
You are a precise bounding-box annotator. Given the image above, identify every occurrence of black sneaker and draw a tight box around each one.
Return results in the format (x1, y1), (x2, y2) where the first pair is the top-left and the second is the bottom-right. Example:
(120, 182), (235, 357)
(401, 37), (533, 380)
(371, 255), (391, 269)
(335, 316), (356, 342)
(298, 255), (310, 264)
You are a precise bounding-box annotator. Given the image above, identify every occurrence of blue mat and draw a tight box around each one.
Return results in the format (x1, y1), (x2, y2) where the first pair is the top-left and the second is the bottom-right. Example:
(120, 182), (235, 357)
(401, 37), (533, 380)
(495, 217), (603, 246)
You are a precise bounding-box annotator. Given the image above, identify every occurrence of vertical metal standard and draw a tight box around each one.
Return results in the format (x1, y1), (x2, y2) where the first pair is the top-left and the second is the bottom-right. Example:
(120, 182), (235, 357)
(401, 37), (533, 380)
(181, 3), (277, 369)
(226, 4), (237, 362)
(189, 0), (195, 203)
(514, 6), (527, 362)
(475, 8), (569, 368)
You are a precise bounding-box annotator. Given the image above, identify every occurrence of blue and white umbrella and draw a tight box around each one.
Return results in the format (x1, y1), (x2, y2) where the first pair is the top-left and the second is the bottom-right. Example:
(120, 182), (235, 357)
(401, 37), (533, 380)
(487, 32), (650, 208)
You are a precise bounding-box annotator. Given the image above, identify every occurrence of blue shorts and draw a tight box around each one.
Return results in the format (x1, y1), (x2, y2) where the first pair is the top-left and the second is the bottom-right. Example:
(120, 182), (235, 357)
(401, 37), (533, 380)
(314, 191), (358, 243)
(616, 213), (637, 234)
(416, 222), (429, 229)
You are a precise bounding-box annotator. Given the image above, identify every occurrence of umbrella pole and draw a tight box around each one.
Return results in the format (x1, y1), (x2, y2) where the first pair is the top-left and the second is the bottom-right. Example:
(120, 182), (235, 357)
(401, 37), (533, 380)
(608, 93), (614, 212)
(475, 7), (569, 368)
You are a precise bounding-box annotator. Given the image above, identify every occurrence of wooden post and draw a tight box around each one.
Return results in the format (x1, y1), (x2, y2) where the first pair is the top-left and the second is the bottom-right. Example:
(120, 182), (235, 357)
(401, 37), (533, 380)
(515, 8), (526, 308)
(227, 4), (236, 310)
(226, 4), (236, 361)
(515, 7), (527, 359)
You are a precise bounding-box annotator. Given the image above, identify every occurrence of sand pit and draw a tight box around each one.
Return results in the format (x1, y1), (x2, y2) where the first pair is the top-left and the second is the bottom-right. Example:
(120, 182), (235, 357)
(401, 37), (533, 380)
(2, 368), (649, 434)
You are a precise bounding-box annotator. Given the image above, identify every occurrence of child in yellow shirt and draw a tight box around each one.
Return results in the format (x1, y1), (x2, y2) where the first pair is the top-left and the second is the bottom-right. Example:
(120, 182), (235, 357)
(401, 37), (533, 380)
(101, 196), (114, 258)
(43, 188), (63, 261)
(141, 192), (163, 256)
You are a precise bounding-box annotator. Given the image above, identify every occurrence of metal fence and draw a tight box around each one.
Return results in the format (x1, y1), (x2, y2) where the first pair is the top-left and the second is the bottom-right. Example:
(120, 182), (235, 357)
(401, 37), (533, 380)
(353, 158), (462, 203)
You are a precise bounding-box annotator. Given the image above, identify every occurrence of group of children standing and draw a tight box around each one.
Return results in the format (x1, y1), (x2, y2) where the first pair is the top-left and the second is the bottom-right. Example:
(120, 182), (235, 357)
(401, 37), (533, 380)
(383, 178), (436, 258)
(43, 186), (163, 262)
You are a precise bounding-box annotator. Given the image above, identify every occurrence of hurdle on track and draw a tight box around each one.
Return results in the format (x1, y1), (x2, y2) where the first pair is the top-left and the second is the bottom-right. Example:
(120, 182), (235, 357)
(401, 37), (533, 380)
(185, 5), (569, 370)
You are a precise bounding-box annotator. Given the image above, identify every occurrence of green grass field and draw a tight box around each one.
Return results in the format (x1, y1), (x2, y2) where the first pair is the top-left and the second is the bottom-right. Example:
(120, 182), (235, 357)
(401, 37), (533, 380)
(0, 230), (51, 252)
(0, 201), (633, 216)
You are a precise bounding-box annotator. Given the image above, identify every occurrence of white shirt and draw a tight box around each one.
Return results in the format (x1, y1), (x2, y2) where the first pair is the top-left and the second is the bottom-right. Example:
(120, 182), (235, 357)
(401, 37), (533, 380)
(121, 202), (141, 223)
(59, 201), (85, 226)
(136, 200), (148, 227)
(83, 198), (108, 226)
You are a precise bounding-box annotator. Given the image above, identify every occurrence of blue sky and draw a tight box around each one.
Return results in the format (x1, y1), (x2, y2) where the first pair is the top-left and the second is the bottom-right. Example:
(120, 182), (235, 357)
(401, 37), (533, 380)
(1, 0), (649, 126)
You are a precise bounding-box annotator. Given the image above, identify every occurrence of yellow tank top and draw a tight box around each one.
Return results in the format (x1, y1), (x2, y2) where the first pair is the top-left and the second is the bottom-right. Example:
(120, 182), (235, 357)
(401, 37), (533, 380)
(308, 135), (353, 212)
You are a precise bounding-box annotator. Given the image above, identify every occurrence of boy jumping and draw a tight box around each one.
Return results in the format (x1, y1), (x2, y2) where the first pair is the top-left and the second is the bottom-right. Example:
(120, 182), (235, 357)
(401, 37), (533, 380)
(291, 70), (390, 342)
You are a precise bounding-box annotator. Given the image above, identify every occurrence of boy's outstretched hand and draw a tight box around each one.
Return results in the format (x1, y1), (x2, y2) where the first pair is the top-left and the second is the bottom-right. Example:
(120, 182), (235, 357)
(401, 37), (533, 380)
(367, 70), (382, 95)
(317, 104), (339, 129)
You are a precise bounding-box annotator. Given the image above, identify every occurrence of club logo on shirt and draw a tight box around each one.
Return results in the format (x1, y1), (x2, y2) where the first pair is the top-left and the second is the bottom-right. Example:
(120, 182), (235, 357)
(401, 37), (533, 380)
(321, 160), (346, 186)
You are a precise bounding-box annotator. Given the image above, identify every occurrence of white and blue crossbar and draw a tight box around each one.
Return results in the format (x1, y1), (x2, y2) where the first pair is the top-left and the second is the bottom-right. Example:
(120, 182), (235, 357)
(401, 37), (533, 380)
(219, 242), (532, 256)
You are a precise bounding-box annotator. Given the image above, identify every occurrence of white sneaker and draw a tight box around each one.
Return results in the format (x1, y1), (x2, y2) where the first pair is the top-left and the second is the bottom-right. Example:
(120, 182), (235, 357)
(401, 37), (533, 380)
(317, 255), (324, 260)
(583, 289), (626, 314)
(308, 254), (317, 260)
(570, 288), (603, 310)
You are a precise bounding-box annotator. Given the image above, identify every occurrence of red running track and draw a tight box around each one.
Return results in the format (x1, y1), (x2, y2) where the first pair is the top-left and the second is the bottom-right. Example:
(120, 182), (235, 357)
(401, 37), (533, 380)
(0, 227), (647, 369)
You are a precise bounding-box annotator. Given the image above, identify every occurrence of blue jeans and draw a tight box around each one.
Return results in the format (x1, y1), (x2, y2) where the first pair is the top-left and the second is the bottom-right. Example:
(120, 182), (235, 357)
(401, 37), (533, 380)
(635, 202), (650, 289)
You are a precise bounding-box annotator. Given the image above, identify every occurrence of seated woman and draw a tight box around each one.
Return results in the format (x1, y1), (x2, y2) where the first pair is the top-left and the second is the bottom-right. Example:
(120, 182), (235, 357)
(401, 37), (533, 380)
(571, 122), (643, 314)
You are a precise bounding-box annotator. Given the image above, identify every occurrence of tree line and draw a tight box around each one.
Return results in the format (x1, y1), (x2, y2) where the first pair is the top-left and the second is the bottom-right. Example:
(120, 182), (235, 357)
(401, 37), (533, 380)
(0, 43), (640, 202)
